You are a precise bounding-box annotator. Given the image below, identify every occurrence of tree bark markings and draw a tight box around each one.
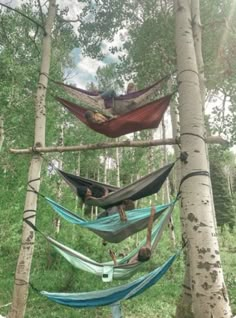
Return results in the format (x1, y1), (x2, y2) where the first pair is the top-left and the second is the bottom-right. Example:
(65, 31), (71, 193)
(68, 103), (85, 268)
(175, 0), (232, 317)
(8, 1), (56, 318)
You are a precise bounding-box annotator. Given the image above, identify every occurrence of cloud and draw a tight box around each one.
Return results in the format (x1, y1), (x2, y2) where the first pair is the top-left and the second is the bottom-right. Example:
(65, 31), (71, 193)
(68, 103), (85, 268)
(64, 52), (107, 88)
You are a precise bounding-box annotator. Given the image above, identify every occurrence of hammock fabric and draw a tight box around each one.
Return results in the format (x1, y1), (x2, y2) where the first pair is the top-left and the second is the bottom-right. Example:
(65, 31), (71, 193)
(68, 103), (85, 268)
(46, 197), (175, 243)
(55, 75), (169, 110)
(57, 169), (119, 196)
(34, 206), (174, 282)
(56, 94), (172, 138)
(41, 252), (177, 308)
(58, 162), (175, 208)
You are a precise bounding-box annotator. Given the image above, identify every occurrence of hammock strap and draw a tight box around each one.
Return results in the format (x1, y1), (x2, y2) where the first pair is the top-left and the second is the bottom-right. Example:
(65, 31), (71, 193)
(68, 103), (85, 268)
(180, 171), (210, 188)
(27, 181), (45, 198)
(181, 132), (205, 142)
(23, 209), (36, 223)
(29, 282), (40, 293)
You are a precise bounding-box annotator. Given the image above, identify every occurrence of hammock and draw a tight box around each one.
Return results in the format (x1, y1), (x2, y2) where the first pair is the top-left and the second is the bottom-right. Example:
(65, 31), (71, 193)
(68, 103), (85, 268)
(57, 169), (119, 196)
(58, 162), (175, 208)
(46, 197), (175, 243)
(41, 252), (177, 308)
(32, 206), (173, 282)
(55, 75), (169, 110)
(56, 94), (172, 138)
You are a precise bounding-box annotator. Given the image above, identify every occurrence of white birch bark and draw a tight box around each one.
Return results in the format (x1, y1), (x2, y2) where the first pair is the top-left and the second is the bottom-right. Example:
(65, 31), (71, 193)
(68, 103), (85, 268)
(54, 119), (65, 234)
(8, 2), (56, 318)
(162, 117), (176, 247)
(0, 116), (4, 151)
(104, 149), (108, 184)
(170, 100), (181, 187)
(115, 138), (121, 187)
(174, 0), (232, 317)
(191, 0), (217, 230)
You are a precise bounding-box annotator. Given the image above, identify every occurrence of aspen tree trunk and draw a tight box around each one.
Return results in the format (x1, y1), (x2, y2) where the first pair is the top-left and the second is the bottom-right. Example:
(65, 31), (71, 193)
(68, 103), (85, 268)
(0, 116), (4, 151)
(104, 149), (108, 183)
(115, 138), (121, 187)
(191, 0), (217, 230)
(162, 118), (176, 247)
(175, 96), (193, 318)
(54, 119), (66, 234)
(147, 130), (155, 174)
(8, 2), (56, 318)
(169, 100), (181, 187)
(174, 1), (232, 317)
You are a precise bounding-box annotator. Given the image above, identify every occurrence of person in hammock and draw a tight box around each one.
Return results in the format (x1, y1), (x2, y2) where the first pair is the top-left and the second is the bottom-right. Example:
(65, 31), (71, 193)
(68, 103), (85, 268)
(109, 206), (156, 265)
(84, 110), (109, 124)
(78, 184), (132, 222)
(97, 199), (135, 222)
(84, 82), (139, 124)
(77, 185), (108, 202)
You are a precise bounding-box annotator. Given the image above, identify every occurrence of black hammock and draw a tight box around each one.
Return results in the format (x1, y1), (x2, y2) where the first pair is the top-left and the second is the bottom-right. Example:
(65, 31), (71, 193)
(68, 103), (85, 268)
(58, 162), (175, 209)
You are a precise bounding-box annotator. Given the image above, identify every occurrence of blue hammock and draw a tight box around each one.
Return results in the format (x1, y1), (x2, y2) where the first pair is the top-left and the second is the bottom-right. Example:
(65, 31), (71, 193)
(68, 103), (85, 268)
(32, 205), (174, 282)
(41, 252), (177, 308)
(46, 197), (175, 243)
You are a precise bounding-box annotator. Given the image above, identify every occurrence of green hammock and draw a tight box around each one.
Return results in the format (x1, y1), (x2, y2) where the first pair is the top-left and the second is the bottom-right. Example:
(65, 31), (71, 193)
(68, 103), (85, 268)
(41, 252), (178, 308)
(46, 197), (176, 243)
(33, 205), (173, 282)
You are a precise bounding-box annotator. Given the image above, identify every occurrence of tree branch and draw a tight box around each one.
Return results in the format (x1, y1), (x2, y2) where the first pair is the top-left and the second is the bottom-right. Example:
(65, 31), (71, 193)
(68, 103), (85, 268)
(9, 136), (228, 154)
(37, 0), (45, 25)
(0, 2), (45, 32)
(56, 14), (82, 24)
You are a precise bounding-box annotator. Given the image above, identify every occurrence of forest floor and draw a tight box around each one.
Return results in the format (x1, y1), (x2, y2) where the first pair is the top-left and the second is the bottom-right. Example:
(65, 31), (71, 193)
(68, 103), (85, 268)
(0, 210), (236, 318)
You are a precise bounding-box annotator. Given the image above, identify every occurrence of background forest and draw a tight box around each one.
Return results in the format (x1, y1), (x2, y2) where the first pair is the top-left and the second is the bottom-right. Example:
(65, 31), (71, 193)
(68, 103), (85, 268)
(0, 0), (236, 317)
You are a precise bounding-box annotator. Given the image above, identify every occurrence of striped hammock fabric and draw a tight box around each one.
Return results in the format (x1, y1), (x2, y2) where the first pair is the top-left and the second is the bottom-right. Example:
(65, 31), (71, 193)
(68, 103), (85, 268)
(46, 197), (176, 243)
(38, 205), (174, 282)
(41, 252), (178, 308)
(55, 75), (169, 111)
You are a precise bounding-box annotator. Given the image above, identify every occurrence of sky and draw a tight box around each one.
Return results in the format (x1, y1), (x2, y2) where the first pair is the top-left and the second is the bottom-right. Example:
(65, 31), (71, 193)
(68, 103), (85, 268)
(2, 0), (231, 143)
(2, 0), (121, 89)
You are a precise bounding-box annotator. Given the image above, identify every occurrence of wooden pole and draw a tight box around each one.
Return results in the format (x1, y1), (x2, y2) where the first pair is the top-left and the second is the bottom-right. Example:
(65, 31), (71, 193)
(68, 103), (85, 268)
(9, 136), (228, 154)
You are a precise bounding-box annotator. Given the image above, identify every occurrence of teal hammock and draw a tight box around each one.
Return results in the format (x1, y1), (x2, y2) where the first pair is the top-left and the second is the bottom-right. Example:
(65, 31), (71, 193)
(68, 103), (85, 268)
(35, 205), (174, 282)
(46, 197), (176, 243)
(41, 252), (178, 308)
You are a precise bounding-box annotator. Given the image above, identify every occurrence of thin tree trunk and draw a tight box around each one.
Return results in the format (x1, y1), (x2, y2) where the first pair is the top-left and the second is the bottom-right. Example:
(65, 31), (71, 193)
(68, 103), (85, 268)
(174, 1), (232, 317)
(169, 100), (181, 188)
(162, 118), (176, 247)
(0, 116), (4, 151)
(147, 130), (155, 174)
(104, 149), (108, 184)
(54, 118), (66, 234)
(8, 2), (56, 318)
(115, 138), (121, 187)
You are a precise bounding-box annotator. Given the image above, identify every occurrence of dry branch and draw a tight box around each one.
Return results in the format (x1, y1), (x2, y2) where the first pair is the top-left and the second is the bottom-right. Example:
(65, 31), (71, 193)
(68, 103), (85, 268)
(9, 136), (228, 154)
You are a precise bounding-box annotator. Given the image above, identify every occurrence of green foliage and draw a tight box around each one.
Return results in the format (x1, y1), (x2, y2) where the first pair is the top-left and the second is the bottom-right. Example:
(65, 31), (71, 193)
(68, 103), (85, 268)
(209, 146), (235, 229)
(1, 1), (236, 317)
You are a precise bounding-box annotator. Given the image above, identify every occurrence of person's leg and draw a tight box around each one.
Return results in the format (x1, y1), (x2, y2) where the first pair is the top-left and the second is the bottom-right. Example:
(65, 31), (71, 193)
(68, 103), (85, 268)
(118, 205), (127, 222)
(109, 249), (118, 266)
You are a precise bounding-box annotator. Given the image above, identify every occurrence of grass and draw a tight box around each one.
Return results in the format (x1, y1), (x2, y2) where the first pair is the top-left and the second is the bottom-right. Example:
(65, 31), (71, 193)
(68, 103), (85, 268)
(0, 206), (236, 317)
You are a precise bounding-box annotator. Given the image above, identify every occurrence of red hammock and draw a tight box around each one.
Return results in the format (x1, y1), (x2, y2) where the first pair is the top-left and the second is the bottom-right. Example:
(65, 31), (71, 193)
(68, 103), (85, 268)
(54, 75), (169, 109)
(56, 94), (172, 138)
